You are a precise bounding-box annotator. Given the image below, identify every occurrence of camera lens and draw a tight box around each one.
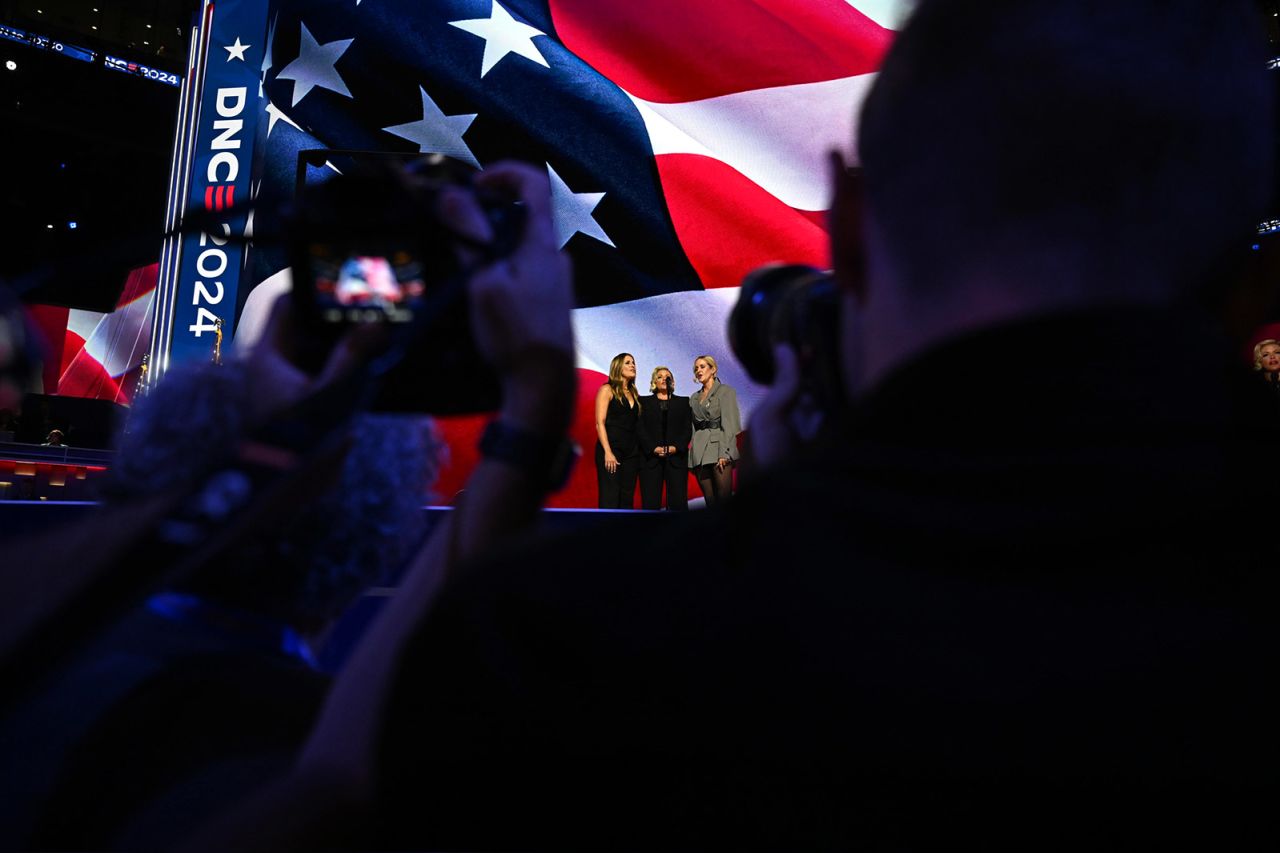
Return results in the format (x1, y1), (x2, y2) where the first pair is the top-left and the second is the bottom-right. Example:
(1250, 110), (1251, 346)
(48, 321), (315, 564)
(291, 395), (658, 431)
(729, 264), (831, 384)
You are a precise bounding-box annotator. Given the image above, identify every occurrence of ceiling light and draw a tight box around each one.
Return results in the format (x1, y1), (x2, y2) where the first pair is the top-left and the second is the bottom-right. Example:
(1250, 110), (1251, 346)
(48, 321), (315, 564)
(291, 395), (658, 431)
(4, 60), (15, 72)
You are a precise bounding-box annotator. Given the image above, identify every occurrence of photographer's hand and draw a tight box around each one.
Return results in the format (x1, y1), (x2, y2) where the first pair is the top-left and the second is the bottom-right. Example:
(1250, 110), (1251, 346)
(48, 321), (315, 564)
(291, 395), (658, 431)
(442, 162), (575, 436)
(244, 292), (389, 424)
(226, 163), (581, 845)
(183, 162), (580, 853)
(440, 161), (577, 561)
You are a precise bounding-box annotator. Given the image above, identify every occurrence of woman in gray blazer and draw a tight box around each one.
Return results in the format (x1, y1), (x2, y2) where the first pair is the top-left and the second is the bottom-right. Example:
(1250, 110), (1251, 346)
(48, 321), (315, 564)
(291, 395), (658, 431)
(688, 354), (742, 507)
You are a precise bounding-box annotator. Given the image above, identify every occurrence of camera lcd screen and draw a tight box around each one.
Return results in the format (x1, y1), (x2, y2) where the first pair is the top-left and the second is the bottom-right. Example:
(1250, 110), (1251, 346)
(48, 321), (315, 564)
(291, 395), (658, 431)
(311, 248), (427, 324)
(291, 149), (503, 415)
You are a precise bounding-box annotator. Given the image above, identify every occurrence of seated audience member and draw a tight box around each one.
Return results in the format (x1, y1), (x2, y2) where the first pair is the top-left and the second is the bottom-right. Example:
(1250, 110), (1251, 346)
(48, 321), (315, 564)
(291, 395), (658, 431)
(637, 365), (692, 510)
(0, 162), (577, 850)
(189, 1), (1277, 850)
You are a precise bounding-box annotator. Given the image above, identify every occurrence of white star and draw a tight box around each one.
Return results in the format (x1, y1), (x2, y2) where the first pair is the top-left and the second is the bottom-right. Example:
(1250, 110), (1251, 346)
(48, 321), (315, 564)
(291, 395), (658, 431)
(276, 23), (354, 107)
(224, 37), (250, 62)
(449, 1), (549, 78)
(383, 87), (480, 168)
(546, 163), (614, 250)
(265, 101), (302, 137)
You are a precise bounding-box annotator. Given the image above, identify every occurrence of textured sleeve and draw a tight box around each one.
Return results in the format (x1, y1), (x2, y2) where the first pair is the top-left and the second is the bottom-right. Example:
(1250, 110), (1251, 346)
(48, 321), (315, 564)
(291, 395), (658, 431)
(720, 385), (743, 460)
(675, 398), (693, 452)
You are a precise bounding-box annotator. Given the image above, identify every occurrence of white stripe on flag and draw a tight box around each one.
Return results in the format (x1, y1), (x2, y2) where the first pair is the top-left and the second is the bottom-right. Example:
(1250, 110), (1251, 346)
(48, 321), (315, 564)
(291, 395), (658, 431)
(71, 290), (156, 378)
(572, 287), (767, 422)
(66, 309), (102, 348)
(626, 73), (876, 212)
(237, 272), (769, 422)
(848, 0), (916, 30)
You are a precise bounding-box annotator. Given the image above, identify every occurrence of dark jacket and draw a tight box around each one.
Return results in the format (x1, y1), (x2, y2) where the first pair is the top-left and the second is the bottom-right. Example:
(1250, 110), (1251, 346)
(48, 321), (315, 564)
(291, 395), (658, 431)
(375, 309), (1276, 850)
(635, 394), (692, 466)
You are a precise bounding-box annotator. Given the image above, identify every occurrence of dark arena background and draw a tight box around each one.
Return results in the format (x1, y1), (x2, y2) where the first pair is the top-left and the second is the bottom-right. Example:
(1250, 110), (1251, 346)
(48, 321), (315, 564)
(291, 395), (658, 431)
(0, 0), (1278, 849)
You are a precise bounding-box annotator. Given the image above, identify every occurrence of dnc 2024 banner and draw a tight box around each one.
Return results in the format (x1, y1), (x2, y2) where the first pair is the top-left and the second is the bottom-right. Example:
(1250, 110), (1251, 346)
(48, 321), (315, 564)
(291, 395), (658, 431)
(158, 0), (911, 506)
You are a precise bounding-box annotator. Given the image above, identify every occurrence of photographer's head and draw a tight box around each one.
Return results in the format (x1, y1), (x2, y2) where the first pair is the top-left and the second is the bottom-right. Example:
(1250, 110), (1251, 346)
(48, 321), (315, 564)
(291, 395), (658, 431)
(846, 0), (1273, 390)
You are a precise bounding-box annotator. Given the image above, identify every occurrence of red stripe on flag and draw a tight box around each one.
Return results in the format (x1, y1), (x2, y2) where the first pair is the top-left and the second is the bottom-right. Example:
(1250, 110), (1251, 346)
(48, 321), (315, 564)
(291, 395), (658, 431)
(549, 0), (892, 103)
(116, 263), (159, 309)
(432, 369), (622, 509)
(226, 184), (236, 208)
(59, 347), (125, 403)
(59, 331), (87, 382)
(216, 185), (226, 210)
(204, 186), (214, 210)
(794, 209), (828, 231)
(656, 153), (830, 288)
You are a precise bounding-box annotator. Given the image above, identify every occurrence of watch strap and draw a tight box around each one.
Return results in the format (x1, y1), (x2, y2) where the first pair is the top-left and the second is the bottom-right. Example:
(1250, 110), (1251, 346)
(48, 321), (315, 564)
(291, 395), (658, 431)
(478, 420), (579, 492)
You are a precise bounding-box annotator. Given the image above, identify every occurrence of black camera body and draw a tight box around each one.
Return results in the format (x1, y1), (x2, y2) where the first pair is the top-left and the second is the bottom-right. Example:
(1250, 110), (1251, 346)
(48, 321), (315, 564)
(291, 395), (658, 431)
(729, 263), (846, 419)
(288, 151), (524, 415)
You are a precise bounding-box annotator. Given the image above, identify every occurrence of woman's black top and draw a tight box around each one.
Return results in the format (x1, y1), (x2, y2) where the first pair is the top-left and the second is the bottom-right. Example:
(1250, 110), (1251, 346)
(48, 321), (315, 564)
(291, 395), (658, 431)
(637, 394), (692, 463)
(601, 391), (641, 458)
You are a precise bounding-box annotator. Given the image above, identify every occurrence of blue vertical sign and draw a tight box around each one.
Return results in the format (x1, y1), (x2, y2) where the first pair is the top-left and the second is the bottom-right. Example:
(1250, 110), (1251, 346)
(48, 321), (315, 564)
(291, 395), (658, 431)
(168, 0), (270, 366)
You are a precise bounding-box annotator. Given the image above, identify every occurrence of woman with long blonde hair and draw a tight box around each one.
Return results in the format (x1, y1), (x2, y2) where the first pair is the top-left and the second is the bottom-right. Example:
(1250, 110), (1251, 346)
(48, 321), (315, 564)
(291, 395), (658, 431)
(594, 353), (643, 508)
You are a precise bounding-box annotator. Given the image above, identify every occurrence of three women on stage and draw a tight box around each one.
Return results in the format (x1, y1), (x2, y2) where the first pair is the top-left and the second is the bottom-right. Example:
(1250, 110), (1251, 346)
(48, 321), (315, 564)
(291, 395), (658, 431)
(595, 352), (742, 509)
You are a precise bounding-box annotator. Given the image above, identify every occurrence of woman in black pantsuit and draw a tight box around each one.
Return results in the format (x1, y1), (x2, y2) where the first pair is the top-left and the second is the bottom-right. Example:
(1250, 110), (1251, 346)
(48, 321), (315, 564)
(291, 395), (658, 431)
(637, 366), (692, 511)
(594, 352), (642, 508)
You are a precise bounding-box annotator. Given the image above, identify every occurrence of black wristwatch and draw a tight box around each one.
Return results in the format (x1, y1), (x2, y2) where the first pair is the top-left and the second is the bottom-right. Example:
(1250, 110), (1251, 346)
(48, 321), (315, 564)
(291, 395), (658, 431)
(479, 420), (580, 493)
